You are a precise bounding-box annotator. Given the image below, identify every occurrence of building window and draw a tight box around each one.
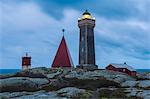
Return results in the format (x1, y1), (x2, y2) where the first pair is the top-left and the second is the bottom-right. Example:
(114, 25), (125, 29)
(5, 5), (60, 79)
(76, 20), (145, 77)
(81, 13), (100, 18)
(123, 69), (126, 72)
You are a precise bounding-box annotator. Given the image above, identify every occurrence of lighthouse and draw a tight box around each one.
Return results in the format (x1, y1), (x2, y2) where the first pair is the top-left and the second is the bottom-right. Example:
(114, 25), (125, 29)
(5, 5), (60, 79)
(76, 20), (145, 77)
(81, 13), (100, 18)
(77, 10), (98, 70)
(22, 53), (31, 70)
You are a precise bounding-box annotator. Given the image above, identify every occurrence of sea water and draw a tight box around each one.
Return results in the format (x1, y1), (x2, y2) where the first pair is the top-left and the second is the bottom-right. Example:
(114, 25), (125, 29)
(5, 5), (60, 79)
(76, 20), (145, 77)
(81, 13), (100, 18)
(0, 69), (20, 74)
(0, 69), (149, 74)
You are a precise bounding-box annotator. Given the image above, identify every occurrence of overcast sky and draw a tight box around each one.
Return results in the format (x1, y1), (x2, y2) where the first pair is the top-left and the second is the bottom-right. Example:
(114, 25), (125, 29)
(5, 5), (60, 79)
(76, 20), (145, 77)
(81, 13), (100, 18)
(1, 0), (150, 69)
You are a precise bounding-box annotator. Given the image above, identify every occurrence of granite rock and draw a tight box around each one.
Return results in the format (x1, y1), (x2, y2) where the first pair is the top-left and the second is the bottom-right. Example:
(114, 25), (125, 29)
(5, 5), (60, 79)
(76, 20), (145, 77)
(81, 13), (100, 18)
(138, 80), (150, 89)
(125, 88), (150, 99)
(56, 87), (85, 98)
(0, 77), (49, 92)
(0, 90), (61, 99)
(65, 70), (135, 83)
(121, 80), (150, 89)
(137, 73), (150, 80)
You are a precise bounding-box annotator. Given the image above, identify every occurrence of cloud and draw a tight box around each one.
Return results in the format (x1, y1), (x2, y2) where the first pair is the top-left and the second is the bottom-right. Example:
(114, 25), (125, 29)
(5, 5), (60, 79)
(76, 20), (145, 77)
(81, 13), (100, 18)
(1, 1), (80, 69)
(94, 13), (150, 68)
(33, 0), (150, 21)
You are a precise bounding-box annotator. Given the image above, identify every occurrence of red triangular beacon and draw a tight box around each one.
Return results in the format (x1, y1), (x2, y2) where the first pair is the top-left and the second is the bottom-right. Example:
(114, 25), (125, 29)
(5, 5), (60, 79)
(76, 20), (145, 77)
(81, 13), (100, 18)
(52, 36), (73, 68)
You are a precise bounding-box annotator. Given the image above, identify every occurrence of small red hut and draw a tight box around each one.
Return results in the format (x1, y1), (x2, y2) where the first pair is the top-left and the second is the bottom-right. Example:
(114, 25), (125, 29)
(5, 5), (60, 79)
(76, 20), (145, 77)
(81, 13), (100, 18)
(22, 53), (31, 70)
(51, 35), (73, 69)
(106, 62), (136, 76)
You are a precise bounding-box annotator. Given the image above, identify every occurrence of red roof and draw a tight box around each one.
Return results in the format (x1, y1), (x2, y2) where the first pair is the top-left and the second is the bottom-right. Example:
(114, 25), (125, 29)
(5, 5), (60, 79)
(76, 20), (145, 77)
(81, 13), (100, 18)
(52, 36), (73, 68)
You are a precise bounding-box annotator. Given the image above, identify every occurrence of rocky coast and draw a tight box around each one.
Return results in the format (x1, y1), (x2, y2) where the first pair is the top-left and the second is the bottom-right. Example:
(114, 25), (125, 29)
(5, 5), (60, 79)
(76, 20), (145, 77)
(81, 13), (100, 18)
(0, 67), (150, 99)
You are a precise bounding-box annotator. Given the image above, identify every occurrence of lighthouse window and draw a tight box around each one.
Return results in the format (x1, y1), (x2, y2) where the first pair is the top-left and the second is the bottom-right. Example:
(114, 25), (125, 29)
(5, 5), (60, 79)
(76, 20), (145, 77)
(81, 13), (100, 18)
(82, 48), (84, 52)
(82, 37), (84, 41)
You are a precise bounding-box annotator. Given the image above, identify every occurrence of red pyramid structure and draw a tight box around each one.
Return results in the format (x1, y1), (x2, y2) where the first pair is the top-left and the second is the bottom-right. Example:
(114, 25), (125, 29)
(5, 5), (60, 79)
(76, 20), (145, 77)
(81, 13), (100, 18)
(52, 36), (73, 68)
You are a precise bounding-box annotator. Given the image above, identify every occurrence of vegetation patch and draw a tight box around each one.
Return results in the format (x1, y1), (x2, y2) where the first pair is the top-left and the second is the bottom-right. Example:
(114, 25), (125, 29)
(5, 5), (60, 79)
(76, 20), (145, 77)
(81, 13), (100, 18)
(98, 88), (142, 99)
(99, 88), (126, 98)
(40, 84), (59, 91)
(72, 91), (93, 99)
(64, 77), (120, 90)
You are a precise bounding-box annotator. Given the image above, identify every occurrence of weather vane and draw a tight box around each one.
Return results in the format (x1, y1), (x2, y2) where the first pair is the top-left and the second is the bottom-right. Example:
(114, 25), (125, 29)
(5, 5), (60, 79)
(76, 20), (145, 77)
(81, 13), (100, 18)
(25, 52), (30, 57)
(26, 52), (28, 56)
(62, 29), (65, 36)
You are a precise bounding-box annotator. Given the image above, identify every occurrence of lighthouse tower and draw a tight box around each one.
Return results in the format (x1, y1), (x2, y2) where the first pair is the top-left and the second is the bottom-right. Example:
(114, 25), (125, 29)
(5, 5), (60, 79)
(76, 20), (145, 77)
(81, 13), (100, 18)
(77, 10), (98, 70)
(22, 53), (31, 70)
